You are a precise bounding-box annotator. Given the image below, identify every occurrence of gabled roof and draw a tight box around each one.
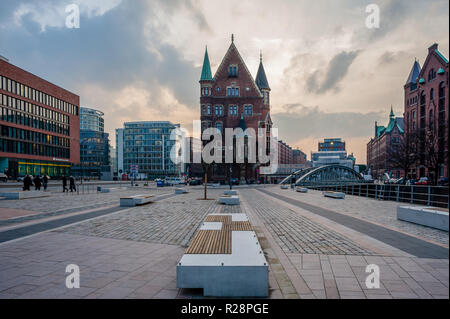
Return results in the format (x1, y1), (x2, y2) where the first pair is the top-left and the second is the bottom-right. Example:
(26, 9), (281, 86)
(213, 40), (263, 98)
(435, 49), (449, 64)
(376, 108), (404, 137)
(255, 55), (270, 91)
(200, 47), (213, 81)
(405, 60), (421, 85)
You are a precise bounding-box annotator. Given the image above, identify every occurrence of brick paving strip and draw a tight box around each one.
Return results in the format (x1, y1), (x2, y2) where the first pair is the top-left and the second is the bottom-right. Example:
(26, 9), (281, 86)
(258, 188), (449, 259)
(0, 192), (176, 244)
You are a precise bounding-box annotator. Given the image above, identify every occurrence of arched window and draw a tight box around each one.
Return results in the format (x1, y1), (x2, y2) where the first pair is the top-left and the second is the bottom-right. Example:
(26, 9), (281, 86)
(430, 88), (434, 100)
(438, 82), (445, 111)
(420, 91), (426, 105)
(429, 109), (434, 131)
(428, 68), (436, 81)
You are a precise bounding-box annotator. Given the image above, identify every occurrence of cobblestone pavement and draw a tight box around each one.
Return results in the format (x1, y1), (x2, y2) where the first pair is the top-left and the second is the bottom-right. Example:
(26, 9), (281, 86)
(56, 189), (224, 247)
(267, 187), (449, 246)
(0, 187), (169, 228)
(0, 187), (448, 299)
(241, 189), (374, 255)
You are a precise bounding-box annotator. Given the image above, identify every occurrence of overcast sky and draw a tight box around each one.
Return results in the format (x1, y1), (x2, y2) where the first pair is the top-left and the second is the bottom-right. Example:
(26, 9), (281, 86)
(0, 0), (448, 163)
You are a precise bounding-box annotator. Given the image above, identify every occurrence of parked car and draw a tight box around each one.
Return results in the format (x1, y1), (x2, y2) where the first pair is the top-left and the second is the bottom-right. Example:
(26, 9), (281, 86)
(415, 177), (429, 185)
(230, 178), (240, 185)
(189, 178), (202, 186)
(438, 177), (449, 186)
(0, 173), (8, 182)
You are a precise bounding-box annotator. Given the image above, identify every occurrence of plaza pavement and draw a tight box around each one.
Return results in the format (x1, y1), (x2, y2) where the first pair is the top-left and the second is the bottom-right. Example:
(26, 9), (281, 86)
(0, 185), (448, 299)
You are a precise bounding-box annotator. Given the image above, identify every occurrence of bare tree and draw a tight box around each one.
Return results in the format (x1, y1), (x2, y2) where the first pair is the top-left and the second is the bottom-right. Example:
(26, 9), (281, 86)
(423, 130), (447, 185)
(387, 132), (420, 182)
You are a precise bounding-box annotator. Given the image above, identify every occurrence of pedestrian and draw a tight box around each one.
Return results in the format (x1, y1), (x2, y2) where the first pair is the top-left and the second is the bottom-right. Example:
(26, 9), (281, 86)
(69, 176), (76, 192)
(62, 175), (68, 192)
(43, 175), (49, 191)
(33, 175), (42, 191)
(23, 175), (31, 191)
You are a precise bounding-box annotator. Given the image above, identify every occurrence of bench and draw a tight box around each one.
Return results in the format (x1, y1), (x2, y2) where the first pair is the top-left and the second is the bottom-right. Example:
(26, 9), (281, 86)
(177, 213), (268, 297)
(97, 187), (111, 193)
(323, 191), (345, 199)
(0, 192), (49, 200)
(219, 195), (240, 205)
(120, 194), (154, 207)
(175, 188), (188, 194)
(397, 206), (449, 231)
(296, 187), (308, 193)
(224, 190), (238, 196)
(280, 185), (289, 190)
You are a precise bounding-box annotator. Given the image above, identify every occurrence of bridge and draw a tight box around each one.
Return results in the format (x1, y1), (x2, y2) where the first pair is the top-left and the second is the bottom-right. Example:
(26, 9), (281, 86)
(280, 165), (364, 186)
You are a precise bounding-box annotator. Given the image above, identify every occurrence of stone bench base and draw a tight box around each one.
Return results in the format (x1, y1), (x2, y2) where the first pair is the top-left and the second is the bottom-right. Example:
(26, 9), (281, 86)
(323, 191), (345, 199)
(224, 190), (238, 196)
(219, 195), (240, 205)
(175, 188), (188, 194)
(0, 192), (48, 200)
(296, 187), (308, 193)
(177, 213), (268, 297)
(280, 185), (289, 190)
(397, 206), (449, 231)
(120, 195), (154, 207)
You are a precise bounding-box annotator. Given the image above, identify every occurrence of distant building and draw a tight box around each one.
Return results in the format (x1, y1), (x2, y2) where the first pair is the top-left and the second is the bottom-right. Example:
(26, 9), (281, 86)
(110, 146), (117, 175)
(116, 121), (181, 179)
(404, 43), (448, 180)
(311, 138), (354, 168)
(0, 58), (80, 178)
(278, 140), (293, 164)
(366, 107), (404, 179)
(72, 107), (111, 180)
(292, 148), (307, 165)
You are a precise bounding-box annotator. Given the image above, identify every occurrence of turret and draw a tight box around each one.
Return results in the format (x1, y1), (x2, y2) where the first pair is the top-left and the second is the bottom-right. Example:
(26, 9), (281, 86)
(255, 52), (271, 106)
(200, 46), (213, 96)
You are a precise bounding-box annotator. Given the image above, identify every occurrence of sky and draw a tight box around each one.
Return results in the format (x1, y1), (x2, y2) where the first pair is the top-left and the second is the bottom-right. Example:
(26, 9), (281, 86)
(0, 0), (448, 164)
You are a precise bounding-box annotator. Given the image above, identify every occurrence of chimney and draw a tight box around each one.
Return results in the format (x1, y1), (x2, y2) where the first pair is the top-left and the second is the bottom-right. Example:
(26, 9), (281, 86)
(428, 43), (438, 54)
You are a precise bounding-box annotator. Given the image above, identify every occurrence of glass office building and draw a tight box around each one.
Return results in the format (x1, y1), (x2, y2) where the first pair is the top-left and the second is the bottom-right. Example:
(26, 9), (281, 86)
(116, 121), (181, 179)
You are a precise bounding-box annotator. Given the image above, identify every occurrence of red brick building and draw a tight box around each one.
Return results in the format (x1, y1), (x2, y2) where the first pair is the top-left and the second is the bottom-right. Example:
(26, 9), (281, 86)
(0, 57), (80, 179)
(367, 107), (404, 179)
(278, 140), (293, 165)
(404, 43), (448, 181)
(292, 148), (307, 165)
(199, 36), (272, 183)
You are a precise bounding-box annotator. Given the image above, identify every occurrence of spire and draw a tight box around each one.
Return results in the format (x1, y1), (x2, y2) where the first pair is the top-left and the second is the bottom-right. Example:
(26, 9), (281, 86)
(200, 46), (213, 81)
(390, 105), (395, 118)
(405, 59), (421, 85)
(255, 53), (270, 91)
(231, 34), (234, 44)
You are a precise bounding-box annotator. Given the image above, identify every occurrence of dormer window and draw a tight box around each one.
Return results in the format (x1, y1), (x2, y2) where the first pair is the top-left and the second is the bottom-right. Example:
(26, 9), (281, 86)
(228, 65), (238, 77)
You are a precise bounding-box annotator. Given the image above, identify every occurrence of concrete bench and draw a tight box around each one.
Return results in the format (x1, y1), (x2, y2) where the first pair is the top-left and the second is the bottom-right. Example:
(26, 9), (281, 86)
(175, 188), (188, 194)
(397, 206), (449, 231)
(219, 195), (240, 205)
(323, 191), (345, 199)
(177, 213), (268, 297)
(296, 187), (308, 193)
(0, 192), (48, 200)
(97, 187), (111, 193)
(120, 194), (154, 207)
(280, 185), (289, 190)
(224, 190), (238, 196)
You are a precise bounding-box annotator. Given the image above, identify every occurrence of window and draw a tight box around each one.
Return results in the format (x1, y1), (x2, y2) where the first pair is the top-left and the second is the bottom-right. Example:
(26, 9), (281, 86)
(228, 65), (238, 77)
(244, 105), (253, 116)
(229, 105), (238, 116)
(227, 87), (240, 97)
(429, 110), (434, 131)
(263, 92), (269, 105)
(207, 105), (212, 115)
(428, 69), (436, 81)
(430, 88), (434, 100)
(215, 105), (223, 116)
(216, 122), (223, 133)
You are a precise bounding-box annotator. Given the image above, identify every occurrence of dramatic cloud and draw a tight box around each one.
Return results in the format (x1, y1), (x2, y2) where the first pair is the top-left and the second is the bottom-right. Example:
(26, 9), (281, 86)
(0, 0), (448, 163)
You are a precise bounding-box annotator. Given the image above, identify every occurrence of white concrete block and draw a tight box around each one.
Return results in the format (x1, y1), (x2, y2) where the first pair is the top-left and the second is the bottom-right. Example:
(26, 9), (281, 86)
(175, 188), (188, 194)
(177, 231), (268, 297)
(0, 192), (47, 200)
(224, 190), (238, 196)
(323, 191), (345, 199)
(120, 194), (153, 207)
(219, 195), (240, 205)
(296, 187), (308, 193)
(397, 206), (449, 231)
(280, 185), (289, 190)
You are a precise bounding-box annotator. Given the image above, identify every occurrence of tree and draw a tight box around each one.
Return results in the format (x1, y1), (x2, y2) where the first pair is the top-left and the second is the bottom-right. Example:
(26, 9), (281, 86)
(387, 132), (420, 182)
(423, 130), (447, 185)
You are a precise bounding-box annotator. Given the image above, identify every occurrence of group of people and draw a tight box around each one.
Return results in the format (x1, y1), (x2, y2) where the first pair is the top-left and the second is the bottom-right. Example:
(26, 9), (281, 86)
(22, 175), (49, 191)
(22, 175), (76, 192)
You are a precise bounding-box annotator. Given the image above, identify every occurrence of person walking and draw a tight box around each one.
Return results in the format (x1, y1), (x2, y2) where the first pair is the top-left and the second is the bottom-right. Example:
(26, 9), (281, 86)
(33, 175), (42, 191)
(43, 175), (49, 191)
(62, 175), (68, 192)
(23, 175), (31, 191)
(69, 176), (76, 192)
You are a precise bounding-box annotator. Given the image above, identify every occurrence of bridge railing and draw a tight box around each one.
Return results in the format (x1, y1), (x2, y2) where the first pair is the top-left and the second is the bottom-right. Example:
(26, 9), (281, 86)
(307, 183), (449, 208)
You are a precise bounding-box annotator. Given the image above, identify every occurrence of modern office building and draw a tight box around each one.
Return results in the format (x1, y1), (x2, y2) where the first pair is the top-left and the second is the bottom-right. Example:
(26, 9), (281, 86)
(367, 107), (404, 179)
(116, 121), (181, 179)
(311, 138), (355, 168)
(404, 43), (448, 181)
(72, 107), (110, 180)
(0, 58), (80, 179)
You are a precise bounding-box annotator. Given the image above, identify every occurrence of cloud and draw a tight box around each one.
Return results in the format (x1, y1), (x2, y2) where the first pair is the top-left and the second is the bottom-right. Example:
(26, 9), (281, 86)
(306, 51), (360, 94)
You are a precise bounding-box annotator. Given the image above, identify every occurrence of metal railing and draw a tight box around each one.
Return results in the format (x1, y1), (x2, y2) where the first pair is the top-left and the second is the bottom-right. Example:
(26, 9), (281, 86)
(308, 183), (449, 208)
